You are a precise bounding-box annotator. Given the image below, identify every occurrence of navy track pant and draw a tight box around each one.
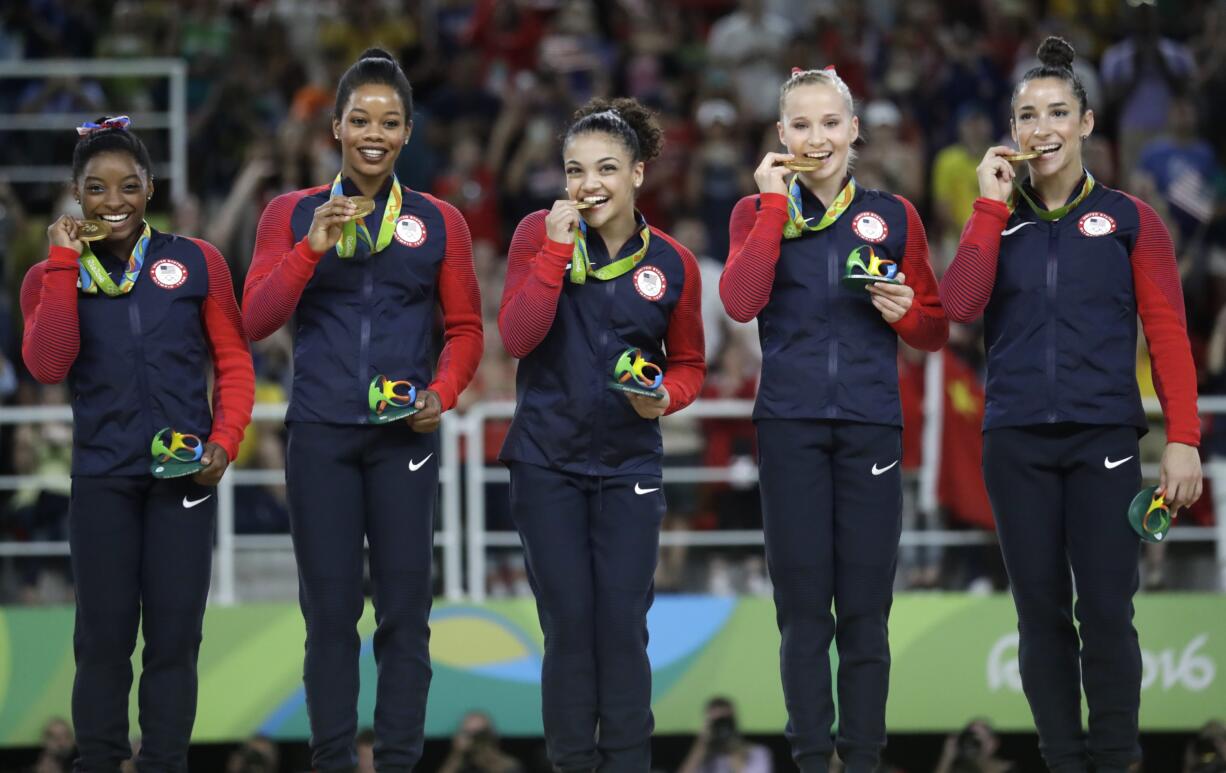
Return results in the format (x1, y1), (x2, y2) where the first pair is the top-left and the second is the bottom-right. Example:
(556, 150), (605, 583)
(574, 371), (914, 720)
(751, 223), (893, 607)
(756, 419), (902, 773)
(69, 474), (216, 773)
(983, 424), (1143, 773)
(286, 422), (439, 773)
(508, 460), (664, 773)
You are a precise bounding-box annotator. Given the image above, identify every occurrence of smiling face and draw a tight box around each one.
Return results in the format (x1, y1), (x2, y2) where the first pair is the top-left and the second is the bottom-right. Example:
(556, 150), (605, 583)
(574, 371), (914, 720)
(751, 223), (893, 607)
(76, 150), (152, 246)
(778, 82), (859, 191)
(333, 83), (411, 182)
(1011, 77), (1094, 180)
(563, 131), (643, 230)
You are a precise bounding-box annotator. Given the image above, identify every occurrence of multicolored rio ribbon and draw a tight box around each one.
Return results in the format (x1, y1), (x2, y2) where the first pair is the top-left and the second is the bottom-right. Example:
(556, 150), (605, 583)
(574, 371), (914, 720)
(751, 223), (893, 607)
(330, 174), (404, 259)
(78, 221), (152, 296)
(1011, 171), (1096, 222)
(783, 177), (856, 240)
(570, 215), (652, 284)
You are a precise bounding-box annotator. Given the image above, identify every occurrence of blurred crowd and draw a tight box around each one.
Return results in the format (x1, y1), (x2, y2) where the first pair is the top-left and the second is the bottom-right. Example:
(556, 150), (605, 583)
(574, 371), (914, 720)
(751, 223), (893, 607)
(15, 708), (1226, 772)
(2, 0), (1226, 602)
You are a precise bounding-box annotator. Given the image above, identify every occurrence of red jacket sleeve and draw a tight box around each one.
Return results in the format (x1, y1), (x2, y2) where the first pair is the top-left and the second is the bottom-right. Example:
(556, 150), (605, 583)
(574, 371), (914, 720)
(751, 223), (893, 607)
(20, 246), (83, 384)
(890, 196), (949, 351)
(421, 194), (484, 411)
(939, 197), (1010, 323)
(498, 210), (574, 359)
(719, 193), (789, 322)
(192, 239), (255, 461)
(242, 189), (326, 341)
(652, 229), (707, 415)
(1123, 194), (1200, 446)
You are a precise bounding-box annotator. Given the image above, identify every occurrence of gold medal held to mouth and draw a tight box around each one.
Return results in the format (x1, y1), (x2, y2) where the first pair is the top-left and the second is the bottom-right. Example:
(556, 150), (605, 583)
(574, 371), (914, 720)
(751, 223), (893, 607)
(78, 219), (113, 242)
(572, 200), (597, 210)
(1003, 150), (1043, 162)
(348, 196), (376, 218)
(782, 157), (822, 172)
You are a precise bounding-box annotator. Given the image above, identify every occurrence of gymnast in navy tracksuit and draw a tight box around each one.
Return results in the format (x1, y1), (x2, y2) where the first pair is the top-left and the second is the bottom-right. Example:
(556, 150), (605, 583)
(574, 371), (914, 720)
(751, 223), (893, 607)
(940, 38), (1202, 773)
(242, 50), (482, 771)
(20, 118), (254, 772)
(498, 98), (706, 772)
(720, 68), (948, 773)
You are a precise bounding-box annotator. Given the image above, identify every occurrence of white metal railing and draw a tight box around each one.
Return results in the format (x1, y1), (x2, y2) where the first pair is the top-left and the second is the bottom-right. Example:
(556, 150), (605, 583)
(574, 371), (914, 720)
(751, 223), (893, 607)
(0, 403), (466, 603)
(4, 388), (1226, 603)
(456, 389), (1226, 601)
(0, 59), (189, 204)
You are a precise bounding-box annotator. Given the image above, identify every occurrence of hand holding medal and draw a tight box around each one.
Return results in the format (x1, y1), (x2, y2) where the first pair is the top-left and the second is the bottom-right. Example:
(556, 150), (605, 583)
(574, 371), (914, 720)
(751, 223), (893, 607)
(610, 348), (670, 418)
(308, 196), (358, 253)
(47, 214), (87, 253)
(977, 146), (1022, 203)
(753, 152), (795, 197)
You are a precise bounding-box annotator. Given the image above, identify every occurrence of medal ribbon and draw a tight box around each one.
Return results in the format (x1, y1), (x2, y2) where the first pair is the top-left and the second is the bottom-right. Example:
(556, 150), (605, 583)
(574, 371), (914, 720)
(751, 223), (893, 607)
(783, 177), (856, 239)
(78, 222), (152, 296)
(570, 214), (652, 284)
(330, 174), (403, 258)
(1011, 171), (1095, 222)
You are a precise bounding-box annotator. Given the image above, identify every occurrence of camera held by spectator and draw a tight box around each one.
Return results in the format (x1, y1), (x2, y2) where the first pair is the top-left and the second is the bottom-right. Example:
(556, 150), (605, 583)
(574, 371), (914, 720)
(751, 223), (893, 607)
(438, 711), (523, 773)
(679, 697), (772, 773)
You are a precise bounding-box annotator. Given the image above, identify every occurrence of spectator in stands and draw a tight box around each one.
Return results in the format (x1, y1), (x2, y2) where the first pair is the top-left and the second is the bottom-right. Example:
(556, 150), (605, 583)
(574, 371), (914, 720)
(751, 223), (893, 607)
(438, 711), (524, 773)
(933, 719), (1015, 773)
(357, 728), (376, 773)
(224, 735), (279, 773)
(28, 717), (73, 773)
(679, 696), (773, 773)
(1184, 720), (1226, 773)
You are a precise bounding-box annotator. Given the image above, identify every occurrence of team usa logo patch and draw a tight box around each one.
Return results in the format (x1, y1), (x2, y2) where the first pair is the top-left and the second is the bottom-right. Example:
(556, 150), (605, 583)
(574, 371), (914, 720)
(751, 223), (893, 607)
(851, 212), (888, 243)
(633, 265), (666, 301)
(394, 215), (427, 247)
(1078, 212), (1116, 237)
(150, 259), (187, 289)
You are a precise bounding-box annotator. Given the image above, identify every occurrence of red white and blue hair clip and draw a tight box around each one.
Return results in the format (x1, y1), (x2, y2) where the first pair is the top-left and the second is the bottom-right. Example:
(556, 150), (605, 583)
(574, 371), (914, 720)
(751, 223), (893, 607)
(77, 115), (131, 136)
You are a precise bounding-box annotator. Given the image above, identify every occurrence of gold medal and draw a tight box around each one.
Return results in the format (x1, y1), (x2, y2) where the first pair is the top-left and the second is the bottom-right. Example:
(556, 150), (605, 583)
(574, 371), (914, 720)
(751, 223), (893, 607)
(782, 157), (822, 172)
(1003, 150), (1043, 162)
(572, 200), (597, 210)
(78, 219), (113, 242)
(348, 196), (376, 218)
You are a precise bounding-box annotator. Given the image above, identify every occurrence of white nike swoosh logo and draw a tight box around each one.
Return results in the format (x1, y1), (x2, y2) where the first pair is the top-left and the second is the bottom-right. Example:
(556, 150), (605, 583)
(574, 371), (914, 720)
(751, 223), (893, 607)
(871, 460), (899, 476)
(1104, 455), (1134, 470)
(182, 495), (211, 509)
(635, 483), (660, 495)
(1001, 222), (1036, 236)
(408, 453), (433, 472)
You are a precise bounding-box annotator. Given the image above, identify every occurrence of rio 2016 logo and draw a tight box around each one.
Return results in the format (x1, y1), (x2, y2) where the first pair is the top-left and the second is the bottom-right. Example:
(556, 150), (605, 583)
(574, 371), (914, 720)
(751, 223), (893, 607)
(987, 633), (1216, 692)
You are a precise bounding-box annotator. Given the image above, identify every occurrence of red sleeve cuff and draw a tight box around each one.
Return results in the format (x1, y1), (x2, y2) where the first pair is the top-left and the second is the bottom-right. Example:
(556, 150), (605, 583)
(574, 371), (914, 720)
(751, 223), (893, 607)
(543, 237), (573, 259)
(48, 245), (82, 267)
(428, 380), (458, 412)
(207, 431), (242, 464)
(295, 236), (326, 262)
(973, 197), (1011, 223)
(758, 193), (789, 218)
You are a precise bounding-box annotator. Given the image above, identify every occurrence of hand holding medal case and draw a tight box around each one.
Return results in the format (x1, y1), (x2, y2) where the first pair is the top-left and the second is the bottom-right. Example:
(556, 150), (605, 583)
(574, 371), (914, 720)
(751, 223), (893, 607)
(609, 348), (665, 400)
